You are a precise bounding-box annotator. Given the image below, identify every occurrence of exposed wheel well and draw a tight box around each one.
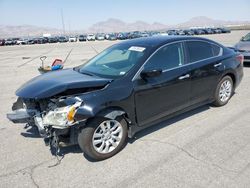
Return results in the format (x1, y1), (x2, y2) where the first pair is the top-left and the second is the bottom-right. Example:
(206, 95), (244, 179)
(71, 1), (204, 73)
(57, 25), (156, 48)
(89, 107), (131, 127)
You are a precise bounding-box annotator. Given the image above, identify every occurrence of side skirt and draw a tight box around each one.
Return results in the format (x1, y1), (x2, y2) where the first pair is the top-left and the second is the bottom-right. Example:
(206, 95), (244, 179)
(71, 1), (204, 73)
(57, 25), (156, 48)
(128, 99), (213, 138)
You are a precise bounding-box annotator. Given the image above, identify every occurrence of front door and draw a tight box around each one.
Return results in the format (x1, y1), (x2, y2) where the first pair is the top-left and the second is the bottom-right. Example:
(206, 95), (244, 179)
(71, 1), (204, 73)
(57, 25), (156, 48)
(133, 42), (191, 126)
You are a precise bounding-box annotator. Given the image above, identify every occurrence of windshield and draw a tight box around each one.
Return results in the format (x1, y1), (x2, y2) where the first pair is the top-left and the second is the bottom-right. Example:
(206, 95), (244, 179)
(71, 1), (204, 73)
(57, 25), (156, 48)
(79, 44), (147, 78)
(242, 33), (250, 41)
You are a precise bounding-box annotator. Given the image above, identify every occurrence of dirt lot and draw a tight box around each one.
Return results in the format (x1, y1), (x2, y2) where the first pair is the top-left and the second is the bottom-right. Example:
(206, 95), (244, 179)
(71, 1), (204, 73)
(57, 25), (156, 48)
(0, 30), (250, 188)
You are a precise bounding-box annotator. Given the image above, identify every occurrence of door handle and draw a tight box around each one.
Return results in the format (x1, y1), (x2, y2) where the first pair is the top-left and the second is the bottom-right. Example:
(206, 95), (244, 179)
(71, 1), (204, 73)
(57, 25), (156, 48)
(178, 74), (190, 80)
(214, 63), (222, 67)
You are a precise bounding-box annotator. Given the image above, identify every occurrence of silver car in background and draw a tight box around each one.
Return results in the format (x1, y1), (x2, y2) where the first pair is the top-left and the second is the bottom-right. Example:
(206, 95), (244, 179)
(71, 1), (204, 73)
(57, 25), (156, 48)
(235, 33), (250, 64)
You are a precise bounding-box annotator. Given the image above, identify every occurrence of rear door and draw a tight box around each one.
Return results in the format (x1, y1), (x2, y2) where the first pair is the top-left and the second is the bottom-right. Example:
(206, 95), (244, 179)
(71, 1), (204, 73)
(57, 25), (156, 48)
(185, 40), (224, 105)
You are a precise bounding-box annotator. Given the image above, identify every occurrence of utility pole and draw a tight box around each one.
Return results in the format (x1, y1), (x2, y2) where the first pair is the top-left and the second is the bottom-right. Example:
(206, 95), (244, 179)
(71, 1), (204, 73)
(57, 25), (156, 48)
(61, 9), (65, 35)
(68, 22), (71, 35)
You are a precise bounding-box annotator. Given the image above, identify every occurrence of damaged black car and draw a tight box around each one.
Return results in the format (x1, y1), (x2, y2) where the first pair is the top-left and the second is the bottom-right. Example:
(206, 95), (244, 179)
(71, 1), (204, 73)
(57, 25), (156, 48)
(7, 36), (243, 160)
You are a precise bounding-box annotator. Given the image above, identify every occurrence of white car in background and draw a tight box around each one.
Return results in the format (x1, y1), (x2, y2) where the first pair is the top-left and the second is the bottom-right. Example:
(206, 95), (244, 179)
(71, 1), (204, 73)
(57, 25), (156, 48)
(87, 34), (96, 41)
(96, 33), (105, 40)
(68, 36), (77, 42)
(16, 38), (28, 45)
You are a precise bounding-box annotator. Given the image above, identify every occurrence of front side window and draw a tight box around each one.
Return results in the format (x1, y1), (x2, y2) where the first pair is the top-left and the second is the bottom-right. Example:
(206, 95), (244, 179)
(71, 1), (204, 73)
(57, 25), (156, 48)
(186, 41), (221, 63)
(144, 42), (184, 71)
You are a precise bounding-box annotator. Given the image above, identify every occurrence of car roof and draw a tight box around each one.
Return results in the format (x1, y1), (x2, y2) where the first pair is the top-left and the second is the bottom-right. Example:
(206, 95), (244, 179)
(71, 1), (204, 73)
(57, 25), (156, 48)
(118, 36), (216, 48)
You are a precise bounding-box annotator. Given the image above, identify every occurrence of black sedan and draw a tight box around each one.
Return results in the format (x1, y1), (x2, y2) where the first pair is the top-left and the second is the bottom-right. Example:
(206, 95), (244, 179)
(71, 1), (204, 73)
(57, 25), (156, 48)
(78, 35), (87, 42)
(7, 36), (243, 160)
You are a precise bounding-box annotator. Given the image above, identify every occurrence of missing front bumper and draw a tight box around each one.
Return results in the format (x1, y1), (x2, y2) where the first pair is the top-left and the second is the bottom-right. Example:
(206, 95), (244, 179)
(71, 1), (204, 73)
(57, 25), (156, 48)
(7, 108), (47, 137)
(7, 109), (36, 123)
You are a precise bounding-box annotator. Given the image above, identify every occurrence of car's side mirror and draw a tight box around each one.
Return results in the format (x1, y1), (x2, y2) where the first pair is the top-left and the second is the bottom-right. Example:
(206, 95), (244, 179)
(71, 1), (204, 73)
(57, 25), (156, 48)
(240, 37), (244, 41)
(140, 69), (162, 80)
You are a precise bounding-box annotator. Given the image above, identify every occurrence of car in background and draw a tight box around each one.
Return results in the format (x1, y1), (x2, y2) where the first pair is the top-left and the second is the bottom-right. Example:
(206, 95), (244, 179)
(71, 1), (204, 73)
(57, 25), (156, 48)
(27, 39), (35, 45)
(69, 36), (77, 42)
(117, 32), (129, 40)
(128, 32), (141, 39)
(16, 38), (29, 45)
(47, 37), (58, 43)
(235, 32), (250, 64)
(109, 33), (117, 40)
(183, 30), (194, 35)
(87, 34), (96, 41)
(176, 30), (185, 35)
(58, 36), (68, 43)
(12, 38), (20, 45)
(33, 37), (48, 44)
(0, 39), (5, 46)
(219, 28), (231, 33)
(5, 38), (15, 45)
(149, 31), (161, 37)
(78, 35), (87, 42)
(106, 33), (117, 40)
(192, 29), (205, 35)
(212, 28), (222, 34)
(7, 36), (243, 161)
(167, 30), (178, 35)
(202, 28), (214, 34)
(96, 33), (105, 41)
(157, 32), (169, 36)
(140, 32), (150, 37)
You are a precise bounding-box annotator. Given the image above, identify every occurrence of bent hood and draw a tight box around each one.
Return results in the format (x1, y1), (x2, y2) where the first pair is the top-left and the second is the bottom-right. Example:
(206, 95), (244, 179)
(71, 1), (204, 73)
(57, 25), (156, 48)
(16, 69), (112, 99)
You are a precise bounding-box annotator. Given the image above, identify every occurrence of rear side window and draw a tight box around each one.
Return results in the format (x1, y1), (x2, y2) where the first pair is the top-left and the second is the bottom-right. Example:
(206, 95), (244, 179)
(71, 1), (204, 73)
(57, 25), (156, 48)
(211, 44), (221, 56)
(186, 41), (221, 63)
(145, 42), (184, 70)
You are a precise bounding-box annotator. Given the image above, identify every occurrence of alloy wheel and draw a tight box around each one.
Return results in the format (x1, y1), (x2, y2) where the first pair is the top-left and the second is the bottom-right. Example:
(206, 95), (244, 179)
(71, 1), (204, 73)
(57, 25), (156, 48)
(219, 80), (232, 103)
(92, 120), (123, 154)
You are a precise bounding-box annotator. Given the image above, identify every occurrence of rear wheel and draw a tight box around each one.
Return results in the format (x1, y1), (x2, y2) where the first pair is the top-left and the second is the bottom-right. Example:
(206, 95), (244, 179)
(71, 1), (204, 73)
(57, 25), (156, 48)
(212, 76), (234, 107)
(78, 117), (128, 161)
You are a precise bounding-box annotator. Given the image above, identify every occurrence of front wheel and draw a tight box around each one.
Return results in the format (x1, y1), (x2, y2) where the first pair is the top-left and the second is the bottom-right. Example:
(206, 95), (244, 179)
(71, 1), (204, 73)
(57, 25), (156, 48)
(78, 117), (128, 161)
(212, 76), (234, 107)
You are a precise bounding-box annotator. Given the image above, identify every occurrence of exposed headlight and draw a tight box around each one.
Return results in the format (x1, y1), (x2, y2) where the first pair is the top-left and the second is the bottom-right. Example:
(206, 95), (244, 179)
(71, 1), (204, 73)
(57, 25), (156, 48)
(43, 101), (81, 128)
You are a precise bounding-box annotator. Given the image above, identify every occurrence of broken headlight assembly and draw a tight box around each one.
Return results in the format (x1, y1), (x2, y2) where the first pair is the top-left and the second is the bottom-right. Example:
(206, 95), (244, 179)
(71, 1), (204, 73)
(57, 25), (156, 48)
(43, 101), (82, 128)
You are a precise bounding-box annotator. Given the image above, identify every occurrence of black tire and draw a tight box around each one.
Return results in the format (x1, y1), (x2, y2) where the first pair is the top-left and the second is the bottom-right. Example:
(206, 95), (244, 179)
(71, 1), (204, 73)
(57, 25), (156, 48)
(78, 116), (128, 161)
(212, 76), (234, 107)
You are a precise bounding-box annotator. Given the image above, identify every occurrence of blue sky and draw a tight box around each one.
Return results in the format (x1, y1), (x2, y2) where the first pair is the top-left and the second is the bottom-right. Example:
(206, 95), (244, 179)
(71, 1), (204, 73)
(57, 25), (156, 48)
(0, 0), (249, 30)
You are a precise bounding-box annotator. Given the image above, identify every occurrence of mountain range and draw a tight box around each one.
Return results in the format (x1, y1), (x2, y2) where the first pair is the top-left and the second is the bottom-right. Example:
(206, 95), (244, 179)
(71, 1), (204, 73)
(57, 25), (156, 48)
(0, 16), (250, 38)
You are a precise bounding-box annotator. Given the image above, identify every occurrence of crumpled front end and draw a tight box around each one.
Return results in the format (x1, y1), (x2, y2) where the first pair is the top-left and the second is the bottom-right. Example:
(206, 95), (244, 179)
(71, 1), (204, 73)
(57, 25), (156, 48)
(7, 96), (86, 154)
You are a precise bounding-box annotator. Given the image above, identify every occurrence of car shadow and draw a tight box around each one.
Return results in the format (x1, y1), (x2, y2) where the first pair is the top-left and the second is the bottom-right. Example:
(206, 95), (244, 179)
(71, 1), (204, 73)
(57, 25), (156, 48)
(58, 145), (82, 155)
(20, 125), (41, 138)
(19, 104), (210, 162)
(20, 125), (83, 154)
(128, 105), (210, 144)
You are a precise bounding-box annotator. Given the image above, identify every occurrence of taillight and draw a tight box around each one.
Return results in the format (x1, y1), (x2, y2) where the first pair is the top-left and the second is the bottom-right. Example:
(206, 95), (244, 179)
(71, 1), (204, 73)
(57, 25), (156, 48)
(236, 54), (244, 64)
